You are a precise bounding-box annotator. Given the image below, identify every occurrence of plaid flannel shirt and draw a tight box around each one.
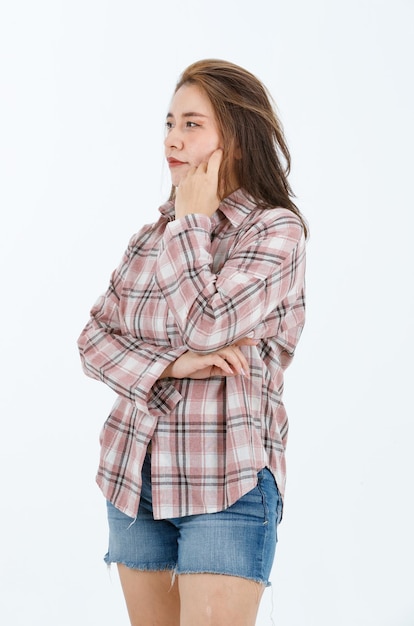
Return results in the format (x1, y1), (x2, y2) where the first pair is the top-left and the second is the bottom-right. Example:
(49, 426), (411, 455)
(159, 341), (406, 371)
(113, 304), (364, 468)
(77, 189), (306, 519)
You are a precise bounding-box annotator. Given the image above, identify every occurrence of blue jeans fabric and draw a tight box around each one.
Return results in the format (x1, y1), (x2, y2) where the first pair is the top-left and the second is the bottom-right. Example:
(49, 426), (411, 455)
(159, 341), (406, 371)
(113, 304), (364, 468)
(105, 453), (283, 586)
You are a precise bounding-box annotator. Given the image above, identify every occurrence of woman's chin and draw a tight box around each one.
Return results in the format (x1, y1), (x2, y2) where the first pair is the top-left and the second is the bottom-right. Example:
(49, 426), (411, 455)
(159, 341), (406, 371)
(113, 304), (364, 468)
(170, 174), (183, 188)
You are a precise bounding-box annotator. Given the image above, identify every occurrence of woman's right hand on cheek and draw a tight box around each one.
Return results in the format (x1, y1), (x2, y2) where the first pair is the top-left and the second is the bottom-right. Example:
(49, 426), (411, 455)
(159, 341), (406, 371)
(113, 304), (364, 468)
(174, 149), (223, 219)
(160, 342), (254, 380)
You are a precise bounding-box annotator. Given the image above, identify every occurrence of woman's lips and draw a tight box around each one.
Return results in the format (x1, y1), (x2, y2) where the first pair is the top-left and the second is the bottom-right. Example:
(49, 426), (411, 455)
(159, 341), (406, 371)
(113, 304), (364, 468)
(167, 158), (186, 167)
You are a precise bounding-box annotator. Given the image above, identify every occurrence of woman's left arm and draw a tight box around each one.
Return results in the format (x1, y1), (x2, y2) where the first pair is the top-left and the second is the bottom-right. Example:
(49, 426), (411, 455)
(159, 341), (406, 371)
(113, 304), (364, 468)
(155, 210), (306, 353)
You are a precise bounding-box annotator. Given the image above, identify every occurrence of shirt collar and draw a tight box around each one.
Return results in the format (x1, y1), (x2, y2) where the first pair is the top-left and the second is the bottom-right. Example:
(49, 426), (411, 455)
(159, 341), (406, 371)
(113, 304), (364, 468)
(158, 188), (256, 227)
(219, 188), (256, 227)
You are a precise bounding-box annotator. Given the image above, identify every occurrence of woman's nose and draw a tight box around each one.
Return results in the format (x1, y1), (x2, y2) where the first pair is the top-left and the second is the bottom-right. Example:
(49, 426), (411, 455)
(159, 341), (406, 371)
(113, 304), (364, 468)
(164, 126), (183, 150)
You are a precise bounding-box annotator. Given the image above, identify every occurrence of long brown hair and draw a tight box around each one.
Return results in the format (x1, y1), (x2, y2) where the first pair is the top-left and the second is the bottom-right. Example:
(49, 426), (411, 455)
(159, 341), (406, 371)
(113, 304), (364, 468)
(170, 58), (307, 237)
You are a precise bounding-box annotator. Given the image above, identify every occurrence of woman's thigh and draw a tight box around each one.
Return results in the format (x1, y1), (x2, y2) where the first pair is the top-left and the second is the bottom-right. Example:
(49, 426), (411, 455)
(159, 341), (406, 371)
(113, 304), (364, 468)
(116, 568), (263, 626)
(178, 573), (264, 626)
(117, 566), (180, 626)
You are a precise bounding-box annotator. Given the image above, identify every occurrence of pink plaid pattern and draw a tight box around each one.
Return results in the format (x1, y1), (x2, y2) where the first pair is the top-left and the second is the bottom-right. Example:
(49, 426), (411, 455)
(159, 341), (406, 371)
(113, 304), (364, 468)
(77, 189), (306, 519)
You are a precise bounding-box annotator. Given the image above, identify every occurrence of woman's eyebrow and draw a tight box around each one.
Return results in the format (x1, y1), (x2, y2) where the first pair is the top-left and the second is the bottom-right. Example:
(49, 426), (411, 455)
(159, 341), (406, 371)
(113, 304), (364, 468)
(166, 111), (209, 118)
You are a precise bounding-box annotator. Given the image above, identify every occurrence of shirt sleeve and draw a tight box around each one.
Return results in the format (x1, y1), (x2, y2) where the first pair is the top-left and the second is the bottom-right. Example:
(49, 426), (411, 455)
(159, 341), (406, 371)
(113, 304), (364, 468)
(77, 232), (186, 416)
(155, 210), (305, 353)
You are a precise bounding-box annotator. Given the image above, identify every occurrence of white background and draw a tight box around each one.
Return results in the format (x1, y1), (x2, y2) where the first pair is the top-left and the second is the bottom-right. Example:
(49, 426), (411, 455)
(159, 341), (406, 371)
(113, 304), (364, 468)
(1, 1), (413, 624)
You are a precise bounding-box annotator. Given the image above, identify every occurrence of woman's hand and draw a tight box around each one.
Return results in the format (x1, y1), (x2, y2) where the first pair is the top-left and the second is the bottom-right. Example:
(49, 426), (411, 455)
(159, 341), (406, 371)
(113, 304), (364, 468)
(174, 149), (223, 219)
(160, 338), (257, 380)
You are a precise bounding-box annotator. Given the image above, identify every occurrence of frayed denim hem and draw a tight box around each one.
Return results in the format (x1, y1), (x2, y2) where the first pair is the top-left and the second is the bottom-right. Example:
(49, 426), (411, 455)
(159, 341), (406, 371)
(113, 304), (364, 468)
(104, 557), (271, 588)
(104, 554), (176, 573)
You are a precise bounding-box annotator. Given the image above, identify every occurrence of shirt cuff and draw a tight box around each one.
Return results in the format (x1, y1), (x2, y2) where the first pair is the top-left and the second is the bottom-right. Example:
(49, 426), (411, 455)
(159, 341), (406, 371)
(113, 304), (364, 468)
(164, 213), (212, 241)
(133, 347), (186, 416)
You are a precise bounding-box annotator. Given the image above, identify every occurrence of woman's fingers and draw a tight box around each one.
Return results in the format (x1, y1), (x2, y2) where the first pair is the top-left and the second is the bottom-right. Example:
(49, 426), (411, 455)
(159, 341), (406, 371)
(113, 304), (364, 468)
(174, 149), (223, 219)
(163, 342), (254, 381)
(206, 148), (223, 176)
(215, 346), (250, 378)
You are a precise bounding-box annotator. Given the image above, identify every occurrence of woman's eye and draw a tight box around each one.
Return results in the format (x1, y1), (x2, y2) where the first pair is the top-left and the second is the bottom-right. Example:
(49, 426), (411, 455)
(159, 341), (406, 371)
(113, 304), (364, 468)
(165, 120), (199, 131)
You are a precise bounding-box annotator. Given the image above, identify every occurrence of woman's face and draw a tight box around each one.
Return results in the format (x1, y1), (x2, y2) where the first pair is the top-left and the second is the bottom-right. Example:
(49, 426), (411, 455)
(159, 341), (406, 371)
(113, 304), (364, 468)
(164, 83), (223, 187)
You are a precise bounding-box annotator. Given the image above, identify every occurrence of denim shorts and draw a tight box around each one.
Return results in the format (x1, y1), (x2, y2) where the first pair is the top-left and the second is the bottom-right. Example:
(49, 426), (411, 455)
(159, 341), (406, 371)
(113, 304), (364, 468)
(105, 454), (283, 586)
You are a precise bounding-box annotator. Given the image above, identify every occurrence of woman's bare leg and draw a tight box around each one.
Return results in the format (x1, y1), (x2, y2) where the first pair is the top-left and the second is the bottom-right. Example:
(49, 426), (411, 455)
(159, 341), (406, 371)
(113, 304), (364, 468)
(178, 573), (265, 626)
(117, 565), (180, 626)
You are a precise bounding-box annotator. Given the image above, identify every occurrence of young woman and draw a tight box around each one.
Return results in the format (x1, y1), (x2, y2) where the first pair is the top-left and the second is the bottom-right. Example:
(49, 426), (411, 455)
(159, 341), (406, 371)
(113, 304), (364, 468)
(78, 58), (307, 626)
